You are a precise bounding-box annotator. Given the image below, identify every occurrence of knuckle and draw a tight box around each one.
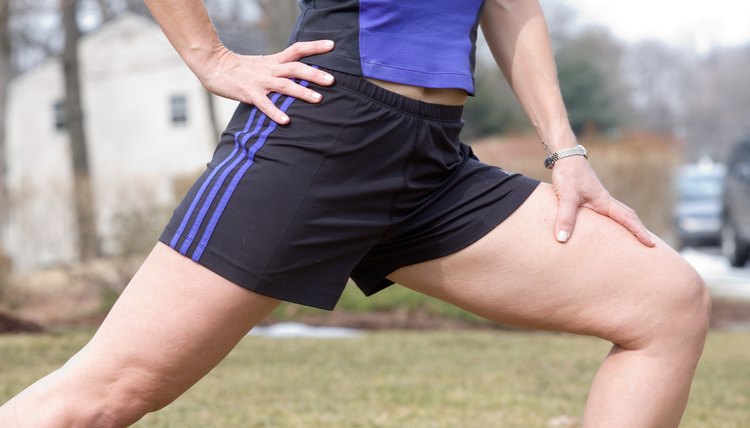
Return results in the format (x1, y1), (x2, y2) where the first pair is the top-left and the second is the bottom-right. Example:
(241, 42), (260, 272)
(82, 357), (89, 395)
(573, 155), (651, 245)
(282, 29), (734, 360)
(264, 53), (280, 65)
(255, 75), (272, 88)
(290, 42), (302, 54)
(290, 62), (305, 74)
(252, 92), (271, 106)
(245, 90), (260, 103)
(276, 79), (292, 91)
(268, 65), (282, 77)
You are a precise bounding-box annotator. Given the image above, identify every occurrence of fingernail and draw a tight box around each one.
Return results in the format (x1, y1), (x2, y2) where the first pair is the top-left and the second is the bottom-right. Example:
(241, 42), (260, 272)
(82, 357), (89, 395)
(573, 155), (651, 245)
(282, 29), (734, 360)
(323, 74), (334, 83)
(280, 114), (289, 124)
(324, 40), (334, 48)
(312, 92), (322, 101)
(557, 230), (569, 242)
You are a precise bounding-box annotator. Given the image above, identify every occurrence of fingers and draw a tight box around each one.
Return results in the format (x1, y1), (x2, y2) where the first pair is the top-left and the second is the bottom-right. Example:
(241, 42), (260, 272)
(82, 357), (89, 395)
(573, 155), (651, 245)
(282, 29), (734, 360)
(211, 41), (336, 125)
(273, 41), (336, 88)
(250, 72), (330, 124)
(253, 41), (336, 124)
(273, 61), (335, 88)
(269, 76), (323, 104)
(250, 92), (290, 125)
(275, 40), (335, 64)
(550, 159), (655, 247)
(606, 198), (657, 247)
(554, 196), (580, 243)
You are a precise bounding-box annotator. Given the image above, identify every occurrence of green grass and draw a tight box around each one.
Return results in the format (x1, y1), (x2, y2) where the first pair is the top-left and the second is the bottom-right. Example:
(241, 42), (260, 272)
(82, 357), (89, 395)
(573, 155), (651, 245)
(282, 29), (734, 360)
(1, 329), (749, 427)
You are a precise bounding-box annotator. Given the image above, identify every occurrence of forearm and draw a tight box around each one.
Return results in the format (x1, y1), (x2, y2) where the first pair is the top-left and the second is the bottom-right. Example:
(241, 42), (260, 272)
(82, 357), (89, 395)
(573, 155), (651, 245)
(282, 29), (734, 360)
(480, 0), (576, 154)
(144, 0), (228, 80)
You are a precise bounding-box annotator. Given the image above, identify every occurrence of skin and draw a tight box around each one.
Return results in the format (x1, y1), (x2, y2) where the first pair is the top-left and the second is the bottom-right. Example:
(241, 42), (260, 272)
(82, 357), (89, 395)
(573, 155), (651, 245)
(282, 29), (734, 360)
(0, 0), (709, 427)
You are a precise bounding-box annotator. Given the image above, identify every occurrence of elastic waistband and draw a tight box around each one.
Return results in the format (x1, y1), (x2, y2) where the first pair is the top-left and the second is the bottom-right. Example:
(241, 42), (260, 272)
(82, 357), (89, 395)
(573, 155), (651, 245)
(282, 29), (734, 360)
(326, 69), (464, 121)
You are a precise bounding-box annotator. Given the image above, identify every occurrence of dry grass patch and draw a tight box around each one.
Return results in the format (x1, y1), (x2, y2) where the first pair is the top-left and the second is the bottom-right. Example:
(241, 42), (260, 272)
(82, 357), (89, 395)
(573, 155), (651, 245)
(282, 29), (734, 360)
(472, 133), (681, 238)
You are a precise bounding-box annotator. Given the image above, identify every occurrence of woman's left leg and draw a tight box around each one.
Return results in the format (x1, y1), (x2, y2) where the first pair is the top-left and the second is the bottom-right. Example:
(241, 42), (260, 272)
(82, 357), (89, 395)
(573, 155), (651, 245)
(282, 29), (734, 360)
(387, 183), (710, 428)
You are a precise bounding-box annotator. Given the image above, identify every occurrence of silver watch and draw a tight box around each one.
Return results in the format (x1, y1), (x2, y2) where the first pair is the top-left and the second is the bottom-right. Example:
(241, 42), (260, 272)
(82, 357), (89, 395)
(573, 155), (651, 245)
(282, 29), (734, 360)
(544, 144), (588, 169)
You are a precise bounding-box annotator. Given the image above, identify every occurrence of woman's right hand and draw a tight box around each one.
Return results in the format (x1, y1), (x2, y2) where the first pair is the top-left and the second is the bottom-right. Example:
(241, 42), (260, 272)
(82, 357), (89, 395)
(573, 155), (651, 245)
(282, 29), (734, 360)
(197, 40), (336, 125)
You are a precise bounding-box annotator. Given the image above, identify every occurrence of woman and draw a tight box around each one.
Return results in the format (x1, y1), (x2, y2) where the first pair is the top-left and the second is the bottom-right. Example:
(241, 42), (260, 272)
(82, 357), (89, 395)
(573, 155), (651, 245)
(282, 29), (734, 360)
(0, 0), (710, 426)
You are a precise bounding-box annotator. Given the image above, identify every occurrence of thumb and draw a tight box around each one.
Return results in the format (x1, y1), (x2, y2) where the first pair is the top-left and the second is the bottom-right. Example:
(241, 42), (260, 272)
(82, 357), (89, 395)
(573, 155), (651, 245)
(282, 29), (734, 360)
(555, 197), (579, 243)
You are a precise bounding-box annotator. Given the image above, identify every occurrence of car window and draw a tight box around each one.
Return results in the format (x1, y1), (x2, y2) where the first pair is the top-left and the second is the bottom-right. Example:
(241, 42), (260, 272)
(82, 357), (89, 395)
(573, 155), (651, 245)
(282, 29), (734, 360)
(677, 172), (724, 201)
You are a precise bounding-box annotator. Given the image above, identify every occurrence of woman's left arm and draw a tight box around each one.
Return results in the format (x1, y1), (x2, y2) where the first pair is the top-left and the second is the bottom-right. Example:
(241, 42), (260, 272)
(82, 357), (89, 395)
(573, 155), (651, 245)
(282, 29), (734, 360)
(480, 0), (655, 247)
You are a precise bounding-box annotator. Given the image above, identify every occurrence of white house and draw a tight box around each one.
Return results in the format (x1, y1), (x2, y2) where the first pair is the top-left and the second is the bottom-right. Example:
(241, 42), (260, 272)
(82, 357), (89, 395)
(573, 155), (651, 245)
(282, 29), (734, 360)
(2, 13), (266, 271)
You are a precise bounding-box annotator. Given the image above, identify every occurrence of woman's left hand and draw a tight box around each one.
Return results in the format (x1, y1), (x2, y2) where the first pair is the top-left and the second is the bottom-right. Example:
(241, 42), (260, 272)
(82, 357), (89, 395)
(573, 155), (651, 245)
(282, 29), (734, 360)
(551, 155), (656, 247)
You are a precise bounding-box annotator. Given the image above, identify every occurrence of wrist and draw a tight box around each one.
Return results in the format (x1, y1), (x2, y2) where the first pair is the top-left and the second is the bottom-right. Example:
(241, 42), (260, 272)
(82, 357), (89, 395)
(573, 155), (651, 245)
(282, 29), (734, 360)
(185, 40), (231, 80)
(538, 127), (577, 154)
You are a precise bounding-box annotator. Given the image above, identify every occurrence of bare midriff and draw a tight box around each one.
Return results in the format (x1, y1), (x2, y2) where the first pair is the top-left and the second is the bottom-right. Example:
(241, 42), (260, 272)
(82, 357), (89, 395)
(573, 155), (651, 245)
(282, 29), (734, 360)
(366, 78), (468, 106)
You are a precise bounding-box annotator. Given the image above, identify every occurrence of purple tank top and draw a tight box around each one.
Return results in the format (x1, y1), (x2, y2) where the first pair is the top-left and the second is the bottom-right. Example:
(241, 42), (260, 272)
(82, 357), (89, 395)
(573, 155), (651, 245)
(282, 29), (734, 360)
(289, 0), (486, 94)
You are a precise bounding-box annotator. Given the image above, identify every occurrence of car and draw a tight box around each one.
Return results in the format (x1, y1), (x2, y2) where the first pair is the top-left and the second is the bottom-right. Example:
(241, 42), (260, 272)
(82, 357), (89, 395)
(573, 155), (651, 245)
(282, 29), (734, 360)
(722, 137), (750, 267)
(673, 161), (726, 250)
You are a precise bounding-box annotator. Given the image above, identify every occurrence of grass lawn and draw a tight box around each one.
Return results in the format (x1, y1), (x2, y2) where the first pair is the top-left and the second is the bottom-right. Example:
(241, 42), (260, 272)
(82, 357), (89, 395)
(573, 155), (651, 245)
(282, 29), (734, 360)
(1, 329), (748, 427)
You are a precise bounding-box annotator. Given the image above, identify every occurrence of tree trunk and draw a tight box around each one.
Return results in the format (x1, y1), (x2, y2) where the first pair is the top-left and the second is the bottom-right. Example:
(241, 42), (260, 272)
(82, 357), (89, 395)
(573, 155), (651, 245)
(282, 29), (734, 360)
(0, 0), (11, 250)
(61, 0), (99, 260)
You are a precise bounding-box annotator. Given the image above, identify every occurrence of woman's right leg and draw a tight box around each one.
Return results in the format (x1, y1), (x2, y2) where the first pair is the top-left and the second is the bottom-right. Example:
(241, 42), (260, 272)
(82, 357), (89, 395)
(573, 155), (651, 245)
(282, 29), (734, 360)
(0, 242), (280, 428)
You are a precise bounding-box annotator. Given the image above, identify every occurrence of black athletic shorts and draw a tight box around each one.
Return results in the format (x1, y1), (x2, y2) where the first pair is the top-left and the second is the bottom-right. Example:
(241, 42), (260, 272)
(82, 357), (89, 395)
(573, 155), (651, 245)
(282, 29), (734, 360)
(159, 69), (540, 310)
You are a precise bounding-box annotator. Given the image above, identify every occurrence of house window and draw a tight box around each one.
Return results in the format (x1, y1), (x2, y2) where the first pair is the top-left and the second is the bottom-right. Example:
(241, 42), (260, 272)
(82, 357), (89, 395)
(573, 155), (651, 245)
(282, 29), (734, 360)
(53, 100), (66, 131)
(170, 94), (188, 125)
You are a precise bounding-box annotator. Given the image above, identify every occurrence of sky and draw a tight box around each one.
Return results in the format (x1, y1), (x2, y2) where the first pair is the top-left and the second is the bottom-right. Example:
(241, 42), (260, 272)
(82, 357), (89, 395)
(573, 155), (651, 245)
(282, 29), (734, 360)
(554, 0), (750, 52)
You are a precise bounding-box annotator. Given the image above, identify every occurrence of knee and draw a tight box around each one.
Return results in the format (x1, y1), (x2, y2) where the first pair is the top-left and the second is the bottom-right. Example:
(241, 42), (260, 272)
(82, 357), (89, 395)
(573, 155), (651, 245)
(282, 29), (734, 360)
(617, 261), (711, 350)
(651, 263), (711, 349)
(663, 264), (711, 340)
(57, 361), (175, 428)
(91, 367), (174, 427)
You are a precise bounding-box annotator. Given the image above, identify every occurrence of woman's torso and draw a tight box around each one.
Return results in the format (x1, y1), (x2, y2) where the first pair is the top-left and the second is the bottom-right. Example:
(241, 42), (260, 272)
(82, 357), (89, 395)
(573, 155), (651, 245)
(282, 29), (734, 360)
(365, 78), (468, 106)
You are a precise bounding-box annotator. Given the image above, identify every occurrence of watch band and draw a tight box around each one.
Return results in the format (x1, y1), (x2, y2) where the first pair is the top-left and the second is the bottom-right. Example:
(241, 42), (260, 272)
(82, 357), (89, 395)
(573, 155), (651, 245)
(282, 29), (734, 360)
(544, 144), (588, 169)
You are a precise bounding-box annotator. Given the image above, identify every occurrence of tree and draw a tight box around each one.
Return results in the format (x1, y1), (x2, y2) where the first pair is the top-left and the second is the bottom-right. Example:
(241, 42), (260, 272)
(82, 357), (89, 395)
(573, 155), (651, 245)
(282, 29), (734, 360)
(556, 54), (616, 135)
(62, 0), (99, 260)
(555, 27), (631, 135)
(621, 40), (690, 135)
(463, 67), (530, 140)
(681, 45), (750, 161)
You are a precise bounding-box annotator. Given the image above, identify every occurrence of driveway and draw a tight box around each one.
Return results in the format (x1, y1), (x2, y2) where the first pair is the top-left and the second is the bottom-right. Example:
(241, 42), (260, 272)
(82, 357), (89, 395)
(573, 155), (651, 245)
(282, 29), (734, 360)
(682, 247), (750, 301)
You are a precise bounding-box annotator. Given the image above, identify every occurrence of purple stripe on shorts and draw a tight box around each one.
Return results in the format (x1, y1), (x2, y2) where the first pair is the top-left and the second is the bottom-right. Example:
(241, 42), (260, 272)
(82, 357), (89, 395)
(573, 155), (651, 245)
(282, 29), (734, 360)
(177, 93), (284, 256)
(191, 83), (310, 261)
(169, 105), (261, 250)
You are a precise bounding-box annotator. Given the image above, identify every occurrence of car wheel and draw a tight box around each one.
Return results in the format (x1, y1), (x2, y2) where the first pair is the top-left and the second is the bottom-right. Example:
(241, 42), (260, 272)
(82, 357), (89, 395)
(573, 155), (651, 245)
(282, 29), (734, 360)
(721, 219), (749, 267)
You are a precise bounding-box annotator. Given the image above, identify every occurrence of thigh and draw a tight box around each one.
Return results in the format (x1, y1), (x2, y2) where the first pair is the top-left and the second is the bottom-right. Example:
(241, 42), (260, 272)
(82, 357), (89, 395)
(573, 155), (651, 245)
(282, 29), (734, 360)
(388, 183), (703, 345)
(65, 242), (280, 408)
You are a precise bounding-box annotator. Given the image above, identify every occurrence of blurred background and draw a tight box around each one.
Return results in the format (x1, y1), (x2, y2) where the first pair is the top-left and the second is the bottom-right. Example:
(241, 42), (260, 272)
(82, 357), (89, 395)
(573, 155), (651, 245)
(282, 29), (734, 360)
(1, 1), (749, 426)
(0, 0), (748, 323)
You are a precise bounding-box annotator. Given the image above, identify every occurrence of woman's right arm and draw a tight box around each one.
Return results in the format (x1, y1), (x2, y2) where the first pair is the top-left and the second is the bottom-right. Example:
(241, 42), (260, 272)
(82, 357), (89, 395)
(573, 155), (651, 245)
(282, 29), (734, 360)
(143, 0), (335, 124)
